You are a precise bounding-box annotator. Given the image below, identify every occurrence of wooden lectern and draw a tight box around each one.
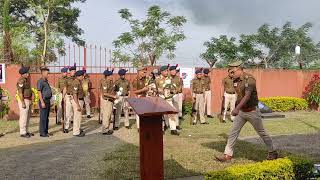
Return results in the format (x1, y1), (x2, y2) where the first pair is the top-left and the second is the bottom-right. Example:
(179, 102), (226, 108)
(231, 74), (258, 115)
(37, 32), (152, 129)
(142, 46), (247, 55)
(127, 97), (178, 180)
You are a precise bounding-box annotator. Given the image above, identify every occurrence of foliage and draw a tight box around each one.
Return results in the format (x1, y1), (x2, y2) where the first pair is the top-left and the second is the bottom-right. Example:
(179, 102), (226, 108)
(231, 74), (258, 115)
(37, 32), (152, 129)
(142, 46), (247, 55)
(51, 86), (61, 106)
(1, 0), (14, 62)
(0, 0), (85, 64)
(182, 101), (193, 115)
(0, 88), (11, 117)
(303, 74), (320, 106)
(206, 156), (314, 180)
(113, 5), (187, 66)
(259, 97), (308, 112)
(201, 22), (320, 69)
(200, 35), (238, 68)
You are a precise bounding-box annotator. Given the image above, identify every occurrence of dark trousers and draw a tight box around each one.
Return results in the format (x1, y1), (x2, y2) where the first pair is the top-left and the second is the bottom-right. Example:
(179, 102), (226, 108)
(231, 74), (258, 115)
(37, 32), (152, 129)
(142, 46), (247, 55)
(39, 99), (51, 135)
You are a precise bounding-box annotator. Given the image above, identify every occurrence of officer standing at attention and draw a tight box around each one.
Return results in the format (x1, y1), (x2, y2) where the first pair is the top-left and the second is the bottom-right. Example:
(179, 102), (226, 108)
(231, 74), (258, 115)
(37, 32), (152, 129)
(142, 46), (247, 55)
(17, 67), (34, 138)
(169, 65), (182, 130)
(215, 60), (278, 162)
(114, 69), (131, 129)
(37, 67), (53, 137)
(65, 65), (76, 133)
(203, 69), (213, 118)
(176, 67), (184, 120)
(56, 67), (68, 125)
(156, 65), (179, 136)
(132, 66), (148, 131)
(222, 69), (237, 122)
(82, 70), (92, 119)
(71, 70), (86, 137)
(191, 69), (208, 125)
(100, 69), (117, 135)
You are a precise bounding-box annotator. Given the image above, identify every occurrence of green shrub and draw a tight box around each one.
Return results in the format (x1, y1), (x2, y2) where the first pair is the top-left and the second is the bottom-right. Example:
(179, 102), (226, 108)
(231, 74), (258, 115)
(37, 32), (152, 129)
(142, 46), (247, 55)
(206, 156), (314, 180)
(182, 101), (193, 115)
(303, 74), (320, 107)
(259, 97), (308, 112)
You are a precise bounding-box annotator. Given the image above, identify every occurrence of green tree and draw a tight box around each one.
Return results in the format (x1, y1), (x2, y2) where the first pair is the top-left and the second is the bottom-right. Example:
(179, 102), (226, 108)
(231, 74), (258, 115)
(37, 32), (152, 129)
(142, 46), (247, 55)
(200, 35), (238, 68)
(113, 5), (187, 66)
(1, 0), (14, 62)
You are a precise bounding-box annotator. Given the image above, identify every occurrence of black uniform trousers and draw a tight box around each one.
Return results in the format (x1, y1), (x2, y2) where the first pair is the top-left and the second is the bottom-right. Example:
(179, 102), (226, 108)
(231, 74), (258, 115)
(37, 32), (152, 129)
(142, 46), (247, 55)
(39, 99), (51, 135)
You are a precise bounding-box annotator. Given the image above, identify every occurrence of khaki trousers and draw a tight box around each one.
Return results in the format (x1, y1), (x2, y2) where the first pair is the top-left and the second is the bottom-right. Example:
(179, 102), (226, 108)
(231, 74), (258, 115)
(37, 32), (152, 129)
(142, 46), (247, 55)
(57, 93), (63, 123)
(135, 95), (142, 129)
(71, 99), (84, 136)
(101, 97), (114, 131)
(84, 93), (91, 116)
(65, 95), (74, 130)
(172, 95), (180, 126)
(223, 92), (237, 121)
(224, 108), (275, 156)
(115, 96), (129, 127)
(178, 93), (183, 118)
(18, 99), (32, 135)
(193, 94), (206, 123)
(164, 99), (177, 130)
(204, 90), (212, 116)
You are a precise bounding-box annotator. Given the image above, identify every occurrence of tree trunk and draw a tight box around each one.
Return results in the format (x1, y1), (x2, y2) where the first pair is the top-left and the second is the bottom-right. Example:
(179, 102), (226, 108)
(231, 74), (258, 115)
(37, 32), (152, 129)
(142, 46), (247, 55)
(149, 54), (156, 66)
(263, 57), (268, 69)
(3, 30), (14, 62)
(41, 18), (48, 65)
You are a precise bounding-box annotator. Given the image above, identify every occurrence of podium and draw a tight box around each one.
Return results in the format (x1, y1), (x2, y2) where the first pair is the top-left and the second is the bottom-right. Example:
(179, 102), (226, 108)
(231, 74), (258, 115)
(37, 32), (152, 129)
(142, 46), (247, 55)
(127, 97), (178, 180)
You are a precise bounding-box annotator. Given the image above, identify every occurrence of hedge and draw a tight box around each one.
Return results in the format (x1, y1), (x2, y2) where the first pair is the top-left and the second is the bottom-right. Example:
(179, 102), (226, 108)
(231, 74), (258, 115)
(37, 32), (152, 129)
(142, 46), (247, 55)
(259, 97), (308, 112)
(206, 156), (314, 180)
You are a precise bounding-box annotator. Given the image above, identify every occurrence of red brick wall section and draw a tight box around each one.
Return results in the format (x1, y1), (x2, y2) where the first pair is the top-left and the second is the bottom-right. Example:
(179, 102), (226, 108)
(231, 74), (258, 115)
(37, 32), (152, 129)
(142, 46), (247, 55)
(2, 65), (320, 120)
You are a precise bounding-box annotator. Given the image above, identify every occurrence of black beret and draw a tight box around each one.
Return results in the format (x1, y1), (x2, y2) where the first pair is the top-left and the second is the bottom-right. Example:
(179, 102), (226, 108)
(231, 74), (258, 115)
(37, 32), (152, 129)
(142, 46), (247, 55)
(195, 69), (202, 74)
(75, 70), (85, 77)
(203, 69), (210, 74)
(169, 66), (177, 71)
(118, 69), (127, 75)
(61, 67), (68, 73)
(69, 66), (76, 71)
(19, 67), (30, 75)
(103, 70), (113, 76)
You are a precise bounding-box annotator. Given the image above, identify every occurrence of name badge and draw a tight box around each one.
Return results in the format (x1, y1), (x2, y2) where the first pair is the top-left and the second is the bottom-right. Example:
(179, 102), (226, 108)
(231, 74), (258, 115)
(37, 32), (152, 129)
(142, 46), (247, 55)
(233, 83), (238, 87)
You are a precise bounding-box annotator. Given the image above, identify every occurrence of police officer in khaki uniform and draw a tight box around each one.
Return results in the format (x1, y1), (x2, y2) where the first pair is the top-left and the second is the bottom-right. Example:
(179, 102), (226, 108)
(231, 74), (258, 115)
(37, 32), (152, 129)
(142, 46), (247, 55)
(64, 66), (76, 133)
(176, 67), (184, 119)
(114, 69), (131, 129)
(56, 67), (68, 125)
(215, 60), (278, 162)
(17, 67), (34, 138)
(169, 65), (182, 130)
(100, 69), (117, 135)
(132, 66), (148, 131)
(146, 68), (159, 97)
(82, 71), (92, 119)
(222, 69), (237, 122)
(156, 65), (179, 136)
(71, 70), (86, 137)
(203, 69), (213, 118)
(191, 69), (208, 125)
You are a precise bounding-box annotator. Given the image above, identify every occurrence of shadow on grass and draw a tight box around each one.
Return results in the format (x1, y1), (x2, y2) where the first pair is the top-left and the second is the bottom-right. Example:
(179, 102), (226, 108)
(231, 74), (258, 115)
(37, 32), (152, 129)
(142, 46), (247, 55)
(100, 143), (200, 180)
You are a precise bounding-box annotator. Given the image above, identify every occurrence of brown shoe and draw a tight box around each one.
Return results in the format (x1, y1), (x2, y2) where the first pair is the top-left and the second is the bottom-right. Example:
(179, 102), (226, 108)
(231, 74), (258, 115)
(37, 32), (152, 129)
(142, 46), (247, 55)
(215, 154), (232, 162)
(267, 151), (278, 160)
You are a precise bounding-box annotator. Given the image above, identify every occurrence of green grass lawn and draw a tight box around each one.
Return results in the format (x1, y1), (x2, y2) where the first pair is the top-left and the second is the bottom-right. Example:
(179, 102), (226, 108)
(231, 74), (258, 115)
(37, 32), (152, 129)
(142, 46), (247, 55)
(99, 111), (320, 179)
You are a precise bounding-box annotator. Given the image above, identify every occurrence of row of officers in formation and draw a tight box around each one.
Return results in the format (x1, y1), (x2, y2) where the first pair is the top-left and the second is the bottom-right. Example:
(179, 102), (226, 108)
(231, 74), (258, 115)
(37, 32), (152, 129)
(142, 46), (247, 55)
(15, 64), (237, 138)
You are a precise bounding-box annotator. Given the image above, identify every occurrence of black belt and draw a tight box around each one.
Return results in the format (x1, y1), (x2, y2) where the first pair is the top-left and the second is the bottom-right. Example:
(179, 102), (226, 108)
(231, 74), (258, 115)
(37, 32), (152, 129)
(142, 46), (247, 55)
(194, 93), (203, 94)
(226, 92), (236, 94)
(79, 98), (84, 100)
(121, 94), (129, 96)
(67, 93), (71, 95)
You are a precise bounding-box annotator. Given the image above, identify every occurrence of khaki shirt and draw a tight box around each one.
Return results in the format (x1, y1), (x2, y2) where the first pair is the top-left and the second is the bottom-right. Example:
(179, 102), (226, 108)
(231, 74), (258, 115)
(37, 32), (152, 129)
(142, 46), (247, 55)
(114, 78), (130, 96)
(234, 72), (258, 109)
(66, 76), (76, 94)
(57, 76), (68, 92)
(71, 79), (84, 99)
(203, 76), (211, 91)
(100, 78), (114, 100)
(82, 78), (92, 96)
(223, 76), (236, 94)
(132, 76), (147, 96)
(171, 75), (183, 93)
(17, 77), (32, 98)
(191, 77), (205, 94)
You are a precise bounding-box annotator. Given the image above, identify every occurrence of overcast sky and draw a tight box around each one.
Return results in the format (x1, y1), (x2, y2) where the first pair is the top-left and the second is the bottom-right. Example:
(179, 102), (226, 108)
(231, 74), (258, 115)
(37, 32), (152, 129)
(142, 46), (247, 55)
(75, 0), (320, 67)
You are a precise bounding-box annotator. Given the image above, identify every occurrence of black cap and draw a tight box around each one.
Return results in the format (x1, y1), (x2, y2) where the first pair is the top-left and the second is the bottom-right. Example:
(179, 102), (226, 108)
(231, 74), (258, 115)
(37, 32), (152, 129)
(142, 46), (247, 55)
(40, 66), (50, 72)
(75, 70), (85, 77)
(61, 67), (68, 73)
(203, 68), (210, 74)
(118, 69), (127, 76)
(69, 66), (76, 71)
(19, 67), (30, 75)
